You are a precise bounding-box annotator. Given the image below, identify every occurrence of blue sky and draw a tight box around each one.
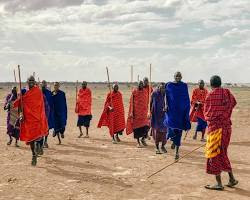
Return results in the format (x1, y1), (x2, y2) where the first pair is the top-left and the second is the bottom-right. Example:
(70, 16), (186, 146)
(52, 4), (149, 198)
(0, 0), (250, 83)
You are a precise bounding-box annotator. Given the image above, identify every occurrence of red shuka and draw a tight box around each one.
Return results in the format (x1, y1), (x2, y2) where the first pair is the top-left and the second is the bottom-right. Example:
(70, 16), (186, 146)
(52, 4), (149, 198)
(97, 91), (125, 136)
(204, 87), (237, 175)
(126, 89), (150, 135)
(14, 86), (48, 143)
(75, 88), (92, 116)
(190, 88), (208, 122)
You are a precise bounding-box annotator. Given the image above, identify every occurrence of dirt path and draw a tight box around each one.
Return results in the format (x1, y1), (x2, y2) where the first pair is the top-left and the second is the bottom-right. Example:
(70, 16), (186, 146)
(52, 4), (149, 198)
(0, 85), (249, 200)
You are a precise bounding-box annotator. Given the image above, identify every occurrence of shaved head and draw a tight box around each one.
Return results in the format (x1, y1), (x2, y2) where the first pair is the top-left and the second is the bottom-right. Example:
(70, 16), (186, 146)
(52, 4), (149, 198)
(27, 75), (35, 89)
(174, 71), (182, 82)
(198, 79), (205, 89)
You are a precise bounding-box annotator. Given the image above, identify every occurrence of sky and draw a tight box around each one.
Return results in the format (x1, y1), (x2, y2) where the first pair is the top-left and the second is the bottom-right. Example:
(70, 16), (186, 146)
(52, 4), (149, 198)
(0, 0), (250, 83)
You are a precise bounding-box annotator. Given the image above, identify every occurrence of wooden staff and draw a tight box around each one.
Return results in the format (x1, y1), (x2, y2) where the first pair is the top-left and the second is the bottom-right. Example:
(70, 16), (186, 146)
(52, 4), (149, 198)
(148, 64), (152, 113)
(131, 65), (133, 83)
(17, 65), (23, 114)
(148, 143), (206, 179)
(106, 67), (113, 106)
(75, 80), (78, 104)
(13, 69), (17, 83)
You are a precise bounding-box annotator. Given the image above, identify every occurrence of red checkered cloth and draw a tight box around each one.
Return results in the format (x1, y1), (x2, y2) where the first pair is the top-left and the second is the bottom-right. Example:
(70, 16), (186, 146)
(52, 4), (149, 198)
(126, 89), (150, 135)
(98, 91), (125, 136)
(204, 87), (237, 175)
(190, 88), (208, 122)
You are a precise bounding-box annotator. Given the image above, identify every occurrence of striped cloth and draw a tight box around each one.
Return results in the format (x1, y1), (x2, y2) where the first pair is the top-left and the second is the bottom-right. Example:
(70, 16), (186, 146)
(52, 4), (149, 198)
(126, 89), (150, 135)
(98, 91), (125, 136)
(204, 87), (237, 175)
(190, 88), (208, 122)
(205, 128), (222, 158)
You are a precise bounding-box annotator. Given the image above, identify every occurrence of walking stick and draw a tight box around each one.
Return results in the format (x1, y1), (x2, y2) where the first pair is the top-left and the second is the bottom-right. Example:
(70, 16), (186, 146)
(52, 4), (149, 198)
(13, 69), (17, 83)
(147, 143), (206, 179)
(75, 80), (79, 102)
(106, 67), (113, 106)
(17, 65), (24, 114)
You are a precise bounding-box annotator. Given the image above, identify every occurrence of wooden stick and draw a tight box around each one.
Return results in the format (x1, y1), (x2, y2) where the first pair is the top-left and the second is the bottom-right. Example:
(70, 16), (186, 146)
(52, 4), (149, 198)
(131, 65), (133, 83)
(148, 63), (152, 113)
(75, 80), (78, 104)
(13, 69), (17, 83)
(17, 65), (23, 113)
(147, 143), (206, 179)
(106, 67), (113, 106)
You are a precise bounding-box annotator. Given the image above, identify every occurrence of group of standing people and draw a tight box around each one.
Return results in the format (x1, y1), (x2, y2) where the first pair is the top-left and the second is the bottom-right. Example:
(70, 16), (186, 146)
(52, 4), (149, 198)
(3, 72), (238, 190)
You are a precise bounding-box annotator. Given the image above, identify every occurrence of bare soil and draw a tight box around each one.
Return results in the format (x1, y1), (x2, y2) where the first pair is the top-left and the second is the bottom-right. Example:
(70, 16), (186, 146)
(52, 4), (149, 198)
(0, 84), (249, 200)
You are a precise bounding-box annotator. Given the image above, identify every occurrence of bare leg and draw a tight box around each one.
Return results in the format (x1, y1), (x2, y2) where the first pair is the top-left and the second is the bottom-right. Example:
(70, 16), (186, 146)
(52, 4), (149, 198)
(175, 146), (179, 160)
(30, 141), (37, 166)
(226, 171), (238, 187)
(112, 135), (117, 144)
(7, 135), (13, 145)
(141, 136), (147, 146)
(115, 133), (121, 142)
(201, 130), (206, 142)
(86, 127), (89, 137)
(57, 133), (61, 145)
(44, 135), (49, 148)
(137, 138), (142, 148)
(15, 139), (19, 147)
(193, 131), (198, 140)
(78, 126), (83, 138)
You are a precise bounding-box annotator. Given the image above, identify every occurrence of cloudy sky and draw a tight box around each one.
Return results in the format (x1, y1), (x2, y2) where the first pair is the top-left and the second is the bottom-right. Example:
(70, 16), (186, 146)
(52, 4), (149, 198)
(0, 0), (250, 83)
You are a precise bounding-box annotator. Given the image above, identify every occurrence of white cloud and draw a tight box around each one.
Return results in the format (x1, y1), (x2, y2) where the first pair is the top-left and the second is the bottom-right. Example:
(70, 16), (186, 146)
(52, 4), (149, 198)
(0, 0), (250, 83)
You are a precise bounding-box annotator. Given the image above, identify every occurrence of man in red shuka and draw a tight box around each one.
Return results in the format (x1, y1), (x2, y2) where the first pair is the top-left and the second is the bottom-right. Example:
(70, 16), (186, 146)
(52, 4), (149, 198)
(98, 83), (126, 144)
(14, 76), (48, 166)
(75, 81), (92, 138)
(204, 75), (238, 191)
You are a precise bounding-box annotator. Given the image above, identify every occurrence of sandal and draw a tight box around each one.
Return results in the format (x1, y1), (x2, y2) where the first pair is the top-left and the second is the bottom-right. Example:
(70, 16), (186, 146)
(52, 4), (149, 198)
(205, 184), (224, 191)
(156, 149), (162, 154)
(225, 180), (239, 188)
(161, 146), (167, 154)
(171, 143), (175, 149)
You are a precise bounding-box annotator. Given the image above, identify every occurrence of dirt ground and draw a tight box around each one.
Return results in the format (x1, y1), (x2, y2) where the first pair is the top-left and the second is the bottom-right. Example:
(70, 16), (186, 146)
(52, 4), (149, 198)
(0, 83), (249, 200)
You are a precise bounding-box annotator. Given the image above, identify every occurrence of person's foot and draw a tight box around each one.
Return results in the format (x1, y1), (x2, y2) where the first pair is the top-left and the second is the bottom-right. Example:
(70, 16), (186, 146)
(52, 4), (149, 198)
(53, 132), (56, 137)
(175, 154), (179, 161)
(156, 148), (162, 154)
(137, 143), (143, 148)
(226, 179), (239, 188)
(38, 147), (44, 156)
(161, 146), (167, 154)
(115, 135), (121, 142)
(78, 133), (83, 138)
(84, 135), (89, 138)
(15, 143), (20, 148)
(171, 143), (175, 149)
(141, 138), (148, 146)
(147, 136), (151, 140)
(200, 138), (206, 142)
(31, 155), (37, 166)
(43, 142), (49, 148)
(7, 139), (12, 146)
(205, 184), (224, 191)
(60, 133), (64, 139)
(112, 140), (118, 144)
(193, 135), (197, 140)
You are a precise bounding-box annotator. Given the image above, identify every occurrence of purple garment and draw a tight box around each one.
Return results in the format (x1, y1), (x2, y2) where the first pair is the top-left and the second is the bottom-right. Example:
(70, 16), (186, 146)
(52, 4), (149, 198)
(151, 90), (167, 132)
(4, 93), (19, 139)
